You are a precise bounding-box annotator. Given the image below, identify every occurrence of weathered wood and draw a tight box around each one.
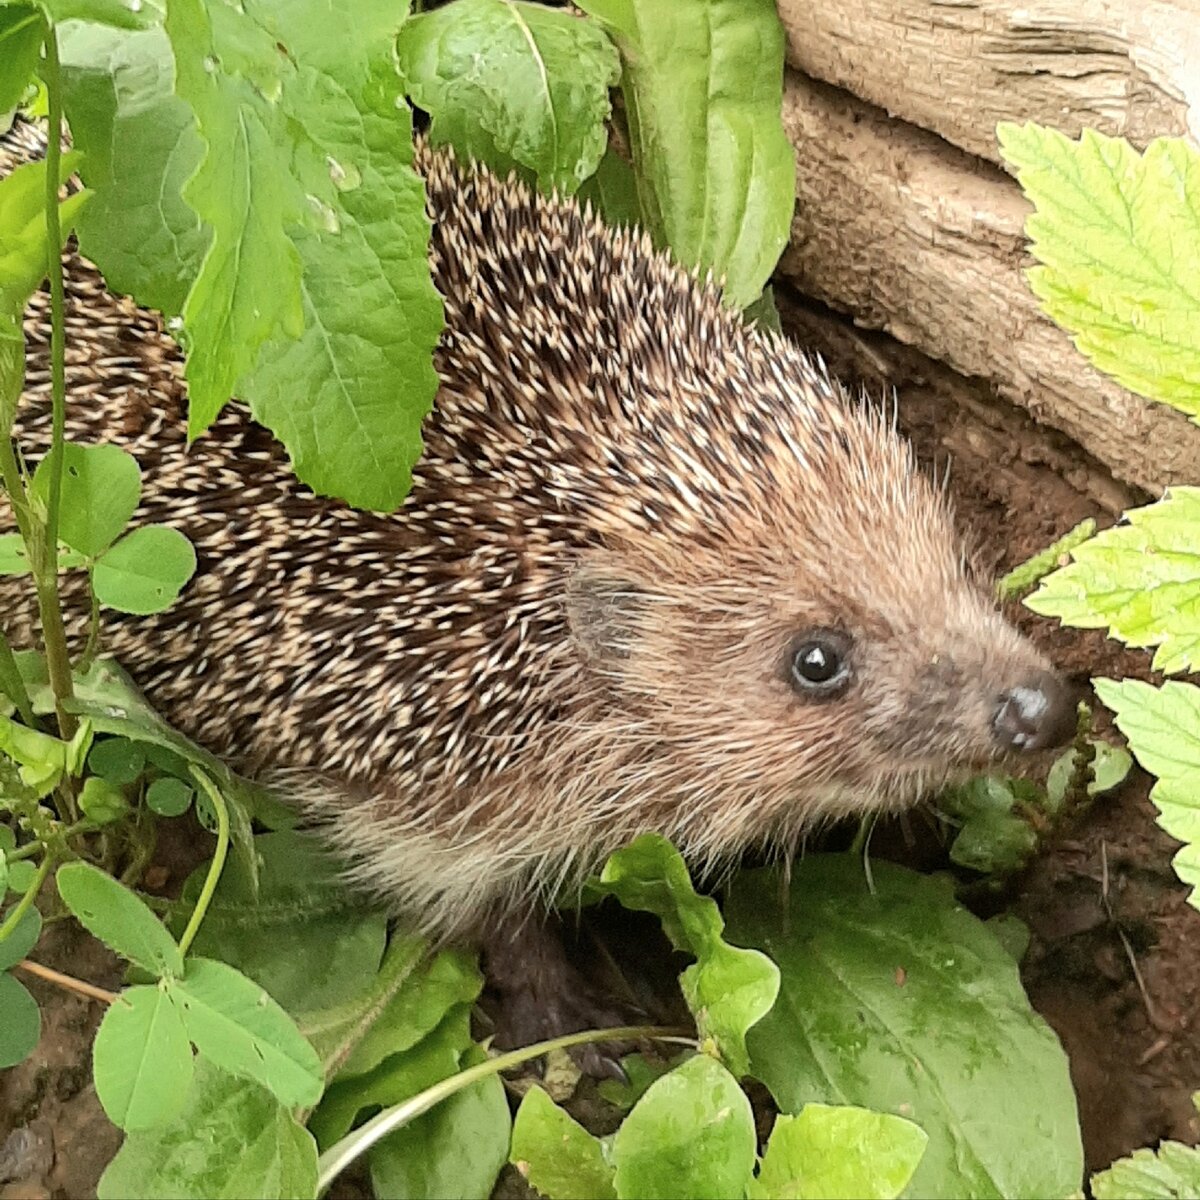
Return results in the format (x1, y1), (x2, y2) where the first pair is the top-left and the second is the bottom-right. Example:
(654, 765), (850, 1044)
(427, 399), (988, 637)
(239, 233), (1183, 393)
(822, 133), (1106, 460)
(778, 74), (1200, 493)
(776, 0), (1200, 165)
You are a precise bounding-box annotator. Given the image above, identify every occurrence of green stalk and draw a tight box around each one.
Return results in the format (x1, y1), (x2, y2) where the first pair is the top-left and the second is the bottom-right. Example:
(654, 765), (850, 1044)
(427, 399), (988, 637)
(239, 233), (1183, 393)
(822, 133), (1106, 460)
(35, 26), (77, 742)
(316, 1026), (697, 1194)
(0, 852), (53, 943)
(176, 769), (228, 957)
(0, 630), (35, 725)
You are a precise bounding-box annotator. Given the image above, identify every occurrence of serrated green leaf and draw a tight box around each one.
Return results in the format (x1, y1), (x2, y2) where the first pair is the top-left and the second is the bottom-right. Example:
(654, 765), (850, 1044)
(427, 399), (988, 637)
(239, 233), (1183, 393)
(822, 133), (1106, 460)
(576, 0), (793, 309)
(0, 904), (41, 969)
(612, 1053), (755, 1200)
(747, 1106), (928, 1200)
(726, 858), (1083, 1200)
(93, 524), (196, 614)
(78, 775), (131, 825)
(1027, 488), (1200, 674)
(30, 441), (141, 559)
(172, 957), (323, 1109)
(510, 1084), (616, 1200)
(396, 0), (619, 195)
(1092, 1138), (1200, 1200)
(0, 971), (40, 1068)
(998, 123), (1200, 416)
(92, 983), (194, 1130)
(88, 735), (146, 785)
(60, 20), (208, 316)
(586, 833), (778, 1077)
(97, 1060), (319, 1200)
(1093, 678), (1200, 909)
(56, 860), (183, 977)
(146, 775), (192, 816)
(166, 0), (444, 512)
(0, 6), (43, 116)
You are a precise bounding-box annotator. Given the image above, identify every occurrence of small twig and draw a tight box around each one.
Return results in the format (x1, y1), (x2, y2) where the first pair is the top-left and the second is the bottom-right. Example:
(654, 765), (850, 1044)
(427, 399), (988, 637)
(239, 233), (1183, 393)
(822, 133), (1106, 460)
(14, 957), (117, 1004)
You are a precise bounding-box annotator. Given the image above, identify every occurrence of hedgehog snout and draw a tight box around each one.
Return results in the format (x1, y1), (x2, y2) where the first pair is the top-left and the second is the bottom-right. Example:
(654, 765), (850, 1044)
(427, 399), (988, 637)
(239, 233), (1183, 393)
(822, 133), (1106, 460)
(990, 670), (1076, 753)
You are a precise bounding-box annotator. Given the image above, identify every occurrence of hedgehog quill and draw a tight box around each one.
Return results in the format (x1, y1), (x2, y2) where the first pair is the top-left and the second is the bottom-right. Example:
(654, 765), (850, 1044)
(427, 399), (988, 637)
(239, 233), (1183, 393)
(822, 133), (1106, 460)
(1, 123), (1073, 1049)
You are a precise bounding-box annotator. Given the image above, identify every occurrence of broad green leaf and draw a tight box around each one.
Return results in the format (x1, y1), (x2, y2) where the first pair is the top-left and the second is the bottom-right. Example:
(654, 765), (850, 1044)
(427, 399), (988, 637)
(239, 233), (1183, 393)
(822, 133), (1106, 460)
(88, 735), (146, 784)
(578, 144), (642, 228)
(146, 776), (193, 817)
(0, 532), (86, 574)
(92, 983), (193, 1130)
(97, 1061), (318, 1200)
(0, 971), (39, 1067)
(39, 0), (162, 30)
(369, 1059), (510, 1200)
(612, 1053), (755, 1200)
(1092, 1137), (1200, 1200)
(748, 1106), (928, 1200)
(1093, 678), (1200, 908)
(172, 957), (323, 1108)
(0, 904), (41, 969)
(0, 712), (70, 794)
(949, 810), (1037, 875)
(998, 123), (1200, 416)
(78, 775), (131, 824)
(56, 860), (183, 977)
(396, 0), (619, 195)
(586, 833), (778, 1076)
(1027, 489), (1200, 674)
(92, 523), (195, 613)
(0, 6), (43, 116)
(1045, 740), (1132, 809)
(510, 1084), (616, 1200)
(726, 858), (1083, 1200)
(166, 0), (444, 512)
(171, 830), (384, 1016)
(575, 0), (793, 309)
(0, 152), (89, 319)
(60, 20), (208, 316)
(5, 860), (36, 894)
(30, 441), (140, 559)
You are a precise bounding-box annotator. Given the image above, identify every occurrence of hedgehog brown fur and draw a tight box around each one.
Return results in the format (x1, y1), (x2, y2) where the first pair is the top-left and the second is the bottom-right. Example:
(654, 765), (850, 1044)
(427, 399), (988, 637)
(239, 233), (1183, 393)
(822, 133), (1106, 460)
(0, 120), (1072, 1040)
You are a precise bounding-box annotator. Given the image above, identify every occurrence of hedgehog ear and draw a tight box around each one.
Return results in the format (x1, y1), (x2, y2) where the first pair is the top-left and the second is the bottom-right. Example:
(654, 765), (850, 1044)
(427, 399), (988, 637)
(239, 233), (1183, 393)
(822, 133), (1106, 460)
(566, 558), (648, 663)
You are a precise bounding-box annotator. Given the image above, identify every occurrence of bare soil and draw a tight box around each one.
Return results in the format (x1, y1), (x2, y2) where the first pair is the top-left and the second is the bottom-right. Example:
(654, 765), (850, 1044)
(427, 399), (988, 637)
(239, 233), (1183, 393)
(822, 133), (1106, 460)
(3, 286), (1197, 1196)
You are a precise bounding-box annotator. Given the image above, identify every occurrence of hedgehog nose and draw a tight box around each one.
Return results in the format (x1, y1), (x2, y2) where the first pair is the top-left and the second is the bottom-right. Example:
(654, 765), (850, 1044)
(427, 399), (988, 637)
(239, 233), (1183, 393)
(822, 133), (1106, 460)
(992, 671), (1076, 753)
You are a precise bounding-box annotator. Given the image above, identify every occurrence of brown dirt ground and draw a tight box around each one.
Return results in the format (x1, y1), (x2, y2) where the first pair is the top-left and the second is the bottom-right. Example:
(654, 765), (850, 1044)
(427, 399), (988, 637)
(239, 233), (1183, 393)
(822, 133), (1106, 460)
(3, 287), (1197, 1197)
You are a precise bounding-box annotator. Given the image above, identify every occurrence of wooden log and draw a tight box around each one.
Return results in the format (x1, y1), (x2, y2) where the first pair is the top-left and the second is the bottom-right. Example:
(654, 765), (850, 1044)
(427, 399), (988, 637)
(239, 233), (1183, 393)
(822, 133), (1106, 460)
(776, 0), (1200, 166)
(777, 74), (1200, 493)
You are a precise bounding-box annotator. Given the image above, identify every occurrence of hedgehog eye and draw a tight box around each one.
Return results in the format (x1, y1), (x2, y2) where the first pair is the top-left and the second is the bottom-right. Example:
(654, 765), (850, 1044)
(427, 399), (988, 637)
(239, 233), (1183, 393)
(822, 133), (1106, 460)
(789, 630), (852, 698)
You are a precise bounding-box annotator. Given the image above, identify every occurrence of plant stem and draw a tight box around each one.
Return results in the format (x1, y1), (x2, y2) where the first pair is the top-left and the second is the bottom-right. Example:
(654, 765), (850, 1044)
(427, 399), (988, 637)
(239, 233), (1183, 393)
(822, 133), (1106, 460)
(6, 816), (98, 861)
(0, 629), (35, 725)
(80, 578), (100, 670)
(15, 957), (116, 1004)
(177, 769), (228, 957)
(35, 25), (76, 744)
(316, 1025), (697, 1194)
(0, 852), (53, 943)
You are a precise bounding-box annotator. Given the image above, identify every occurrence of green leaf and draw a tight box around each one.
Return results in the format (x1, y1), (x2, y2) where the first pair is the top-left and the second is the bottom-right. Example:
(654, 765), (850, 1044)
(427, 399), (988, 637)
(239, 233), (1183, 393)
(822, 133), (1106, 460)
(949, 810), (1038, 875)
(576, 0), (793, 309)
(0, 712), (70, 793)
(59, 20), (208, 316)
(5, 859), (36, 895)
(0, 971), (40, 1068)
(577, 144), (642, 228)
(166, 0), (444, 512)
(747, 1106), (928, 1200)
(0, 904), (41, 969)
(78, 775), (131, 825)
(0, 152), (89, 320)
(39, 0), (162, 30)
(30, 442), (141, 558)
(1026, 488), (1200, 674)
(369, 1061), (510, 1200)
(1092, 1137), (1200, 1200)
(612, 1053), (755, 1200)
(1093, 678), (1200, 909)
(510, 1084), (616, 1200)
(1045, 740), (1133, 809)
(92, 983), (194, 1131)
(725, 857), (1083, 1200)
(396, 0), (619, 196)
(0, 533), (86, 575)
(93, 524), (196, 614)
(97, 1060), (319, 1200)
(146, 776), (193, 817)
(56, 860), (183, 978)
(88, 735), (146, 785)
(586, 833), (779, 1076)
(172, 956), (323, 1109)
(997, 123), (1200, 417)
(0, 6), (43, 116)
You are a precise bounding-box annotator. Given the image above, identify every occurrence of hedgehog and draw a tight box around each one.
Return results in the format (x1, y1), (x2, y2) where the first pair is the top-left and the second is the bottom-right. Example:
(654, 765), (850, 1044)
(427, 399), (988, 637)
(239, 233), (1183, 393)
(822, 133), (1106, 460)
(0, 118), (1073, 1045)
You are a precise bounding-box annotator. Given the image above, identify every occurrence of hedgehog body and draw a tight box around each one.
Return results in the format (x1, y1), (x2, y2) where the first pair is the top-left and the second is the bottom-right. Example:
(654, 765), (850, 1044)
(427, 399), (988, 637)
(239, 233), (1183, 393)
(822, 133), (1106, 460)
(1, 124), (1072, 941)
